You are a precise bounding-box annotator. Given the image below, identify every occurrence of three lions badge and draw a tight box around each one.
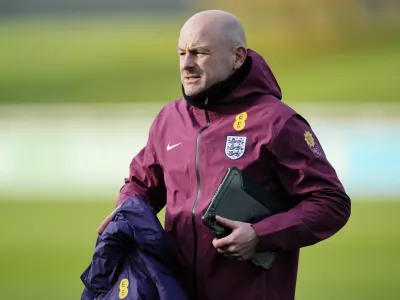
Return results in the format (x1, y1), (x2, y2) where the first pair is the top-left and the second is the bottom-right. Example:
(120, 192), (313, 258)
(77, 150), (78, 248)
(225, 136), (247, 160)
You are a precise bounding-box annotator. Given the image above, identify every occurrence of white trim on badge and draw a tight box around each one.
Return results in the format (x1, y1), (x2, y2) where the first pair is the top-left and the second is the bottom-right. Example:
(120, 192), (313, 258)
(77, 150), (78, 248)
(225, 136), (247, 160)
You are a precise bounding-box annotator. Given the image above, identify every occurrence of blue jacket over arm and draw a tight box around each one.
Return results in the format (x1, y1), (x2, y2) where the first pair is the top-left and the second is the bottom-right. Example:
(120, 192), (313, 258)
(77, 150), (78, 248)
(80, 196), (188, 300)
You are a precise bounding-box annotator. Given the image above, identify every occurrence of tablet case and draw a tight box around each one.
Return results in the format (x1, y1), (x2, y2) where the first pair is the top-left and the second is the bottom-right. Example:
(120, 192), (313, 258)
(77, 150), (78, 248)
(202, 166), (292, 269)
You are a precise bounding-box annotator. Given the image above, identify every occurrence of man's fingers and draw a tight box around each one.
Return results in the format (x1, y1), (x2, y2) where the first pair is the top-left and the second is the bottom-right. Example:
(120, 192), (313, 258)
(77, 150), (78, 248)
(212, 236), (232, 249)
(217, 245), (238, 254)
(97, 205), (121, 234)
(215, 215), (237, 229)
(97, 214), (112, 234)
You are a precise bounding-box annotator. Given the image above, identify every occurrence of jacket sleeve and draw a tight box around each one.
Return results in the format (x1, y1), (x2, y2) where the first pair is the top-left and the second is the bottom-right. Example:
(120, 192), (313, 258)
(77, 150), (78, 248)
(116, 125), (166, 213)
(252, 114), (351, 252)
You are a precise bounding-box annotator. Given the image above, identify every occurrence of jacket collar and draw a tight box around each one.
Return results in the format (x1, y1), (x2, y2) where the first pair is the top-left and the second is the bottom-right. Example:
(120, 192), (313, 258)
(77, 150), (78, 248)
(182, 56), (252, 110)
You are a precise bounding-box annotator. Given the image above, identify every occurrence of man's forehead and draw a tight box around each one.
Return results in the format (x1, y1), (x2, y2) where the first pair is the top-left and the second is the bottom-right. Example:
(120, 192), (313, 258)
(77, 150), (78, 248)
(178, 27), (221, 49)
(177, 41), (213, 51)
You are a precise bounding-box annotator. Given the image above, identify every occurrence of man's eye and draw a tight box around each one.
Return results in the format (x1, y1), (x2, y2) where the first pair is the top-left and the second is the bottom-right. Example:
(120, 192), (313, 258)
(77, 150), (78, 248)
(190, 51), (205, 56)
(178, 52), (185, 56)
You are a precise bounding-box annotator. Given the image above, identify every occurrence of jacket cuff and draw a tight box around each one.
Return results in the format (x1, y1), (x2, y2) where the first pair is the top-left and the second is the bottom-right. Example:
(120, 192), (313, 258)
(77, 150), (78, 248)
(251, 217), (277, 252)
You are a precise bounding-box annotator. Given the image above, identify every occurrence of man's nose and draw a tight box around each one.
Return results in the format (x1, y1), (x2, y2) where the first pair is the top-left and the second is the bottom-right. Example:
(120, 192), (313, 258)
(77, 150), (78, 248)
(181, 53), (196, 70)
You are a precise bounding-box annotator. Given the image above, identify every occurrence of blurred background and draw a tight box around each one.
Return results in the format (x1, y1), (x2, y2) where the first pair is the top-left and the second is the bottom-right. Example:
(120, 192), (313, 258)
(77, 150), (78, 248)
(0, 0), (399, 299)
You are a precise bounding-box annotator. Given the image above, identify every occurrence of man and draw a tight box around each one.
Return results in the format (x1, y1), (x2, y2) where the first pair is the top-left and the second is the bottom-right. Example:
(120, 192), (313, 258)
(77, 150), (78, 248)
(98, 10), (351, 300)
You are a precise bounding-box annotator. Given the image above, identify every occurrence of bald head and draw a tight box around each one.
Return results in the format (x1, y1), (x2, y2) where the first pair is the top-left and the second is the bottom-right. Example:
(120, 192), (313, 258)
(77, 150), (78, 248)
(181, 10), (246, 49)
(178, 10), (248, 96)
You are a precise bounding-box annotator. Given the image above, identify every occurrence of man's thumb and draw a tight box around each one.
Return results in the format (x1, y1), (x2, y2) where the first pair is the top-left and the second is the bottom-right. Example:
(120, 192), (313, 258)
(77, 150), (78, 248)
(97, 205), (121, 234)
(97, 215), (112, 235)
(216, 215), (237, 229)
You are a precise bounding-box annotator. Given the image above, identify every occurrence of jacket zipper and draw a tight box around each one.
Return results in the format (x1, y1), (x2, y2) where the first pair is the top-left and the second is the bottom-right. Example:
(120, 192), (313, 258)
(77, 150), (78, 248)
(191, 98), (210, 299)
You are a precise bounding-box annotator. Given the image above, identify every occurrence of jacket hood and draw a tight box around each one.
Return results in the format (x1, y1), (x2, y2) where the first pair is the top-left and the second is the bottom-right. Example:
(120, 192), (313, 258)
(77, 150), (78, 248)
(235, 49), (282, 100)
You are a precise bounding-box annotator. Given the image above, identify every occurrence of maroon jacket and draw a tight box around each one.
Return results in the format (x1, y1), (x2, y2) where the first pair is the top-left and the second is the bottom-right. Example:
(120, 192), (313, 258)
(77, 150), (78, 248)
(117, 49), (351, 300)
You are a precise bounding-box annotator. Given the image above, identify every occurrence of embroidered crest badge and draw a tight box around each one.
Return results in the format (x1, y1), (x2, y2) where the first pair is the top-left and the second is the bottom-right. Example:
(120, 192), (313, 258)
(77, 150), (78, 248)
(304, 130), (322, 158)
(304, 131), (315, 147)
(225, 136), (247, 160)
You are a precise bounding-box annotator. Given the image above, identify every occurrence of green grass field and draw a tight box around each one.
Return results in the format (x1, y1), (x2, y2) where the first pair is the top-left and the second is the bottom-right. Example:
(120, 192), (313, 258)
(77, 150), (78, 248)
(0, 17), (399, 105)
(0, 200), (398, 300)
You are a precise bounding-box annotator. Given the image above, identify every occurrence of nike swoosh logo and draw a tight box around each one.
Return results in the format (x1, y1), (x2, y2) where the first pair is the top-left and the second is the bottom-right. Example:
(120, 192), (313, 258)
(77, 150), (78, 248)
(167, 142), (182, 151)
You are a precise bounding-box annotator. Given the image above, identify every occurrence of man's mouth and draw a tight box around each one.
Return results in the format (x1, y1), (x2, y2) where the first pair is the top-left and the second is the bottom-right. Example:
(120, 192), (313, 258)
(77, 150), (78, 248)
(184, 75), (201, 83)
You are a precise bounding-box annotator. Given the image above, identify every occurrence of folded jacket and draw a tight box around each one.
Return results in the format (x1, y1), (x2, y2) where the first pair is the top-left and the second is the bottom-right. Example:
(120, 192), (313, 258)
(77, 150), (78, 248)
(80, 196), (188, 300)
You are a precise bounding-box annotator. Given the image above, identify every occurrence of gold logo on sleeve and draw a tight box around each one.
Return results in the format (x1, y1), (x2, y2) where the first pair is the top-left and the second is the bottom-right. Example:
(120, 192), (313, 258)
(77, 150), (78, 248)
(304, 131), (315, 148)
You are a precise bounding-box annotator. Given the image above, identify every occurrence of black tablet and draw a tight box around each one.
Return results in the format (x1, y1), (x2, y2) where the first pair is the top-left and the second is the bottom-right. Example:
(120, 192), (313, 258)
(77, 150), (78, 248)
(202, 166), (289, 238)
(202, 166), (293, 269)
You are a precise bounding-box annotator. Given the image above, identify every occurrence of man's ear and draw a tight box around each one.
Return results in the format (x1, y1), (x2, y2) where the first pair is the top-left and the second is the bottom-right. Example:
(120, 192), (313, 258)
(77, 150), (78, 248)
(233, 46), (247, 70)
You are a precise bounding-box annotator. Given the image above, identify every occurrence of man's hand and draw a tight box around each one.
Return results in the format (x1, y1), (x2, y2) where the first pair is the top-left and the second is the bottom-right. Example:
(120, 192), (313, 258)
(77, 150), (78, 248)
(212, 216), (259, 261)
(97, 205), (121, 234)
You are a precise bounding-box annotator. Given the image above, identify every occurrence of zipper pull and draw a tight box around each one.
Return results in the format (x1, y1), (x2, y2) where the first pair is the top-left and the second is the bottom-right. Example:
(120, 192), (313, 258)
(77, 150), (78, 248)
(205, 97), (209, 108)
(204, 98), (211, 124)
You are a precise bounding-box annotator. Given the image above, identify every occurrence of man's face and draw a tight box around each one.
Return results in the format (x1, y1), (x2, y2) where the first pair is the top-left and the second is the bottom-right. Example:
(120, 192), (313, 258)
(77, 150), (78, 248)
(178, 27), (235, 96)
